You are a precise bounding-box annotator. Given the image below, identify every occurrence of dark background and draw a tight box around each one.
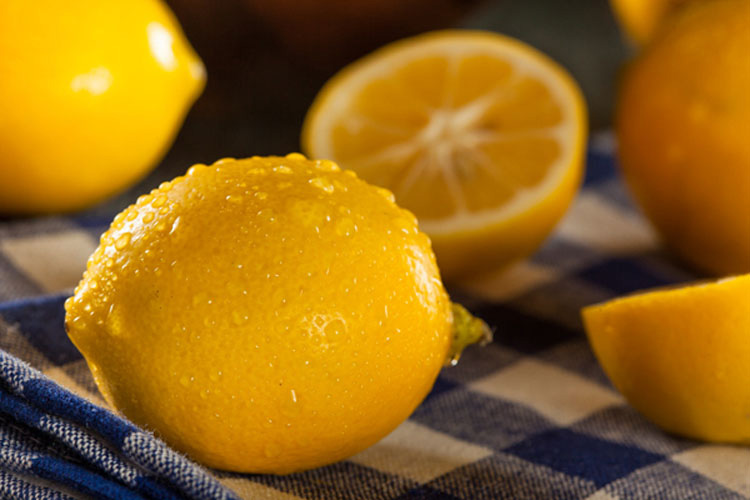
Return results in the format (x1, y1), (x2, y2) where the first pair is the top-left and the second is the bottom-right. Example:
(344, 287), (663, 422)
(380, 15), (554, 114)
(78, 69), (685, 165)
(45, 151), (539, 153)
(85, 0), (630, 217)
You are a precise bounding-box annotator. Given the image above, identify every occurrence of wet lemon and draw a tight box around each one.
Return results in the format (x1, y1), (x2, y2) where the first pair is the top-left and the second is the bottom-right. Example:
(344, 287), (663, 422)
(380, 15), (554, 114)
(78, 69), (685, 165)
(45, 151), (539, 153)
(65, 154), (488, 473)
(583, 274), (750, 444)
(0, 0), (205, 213)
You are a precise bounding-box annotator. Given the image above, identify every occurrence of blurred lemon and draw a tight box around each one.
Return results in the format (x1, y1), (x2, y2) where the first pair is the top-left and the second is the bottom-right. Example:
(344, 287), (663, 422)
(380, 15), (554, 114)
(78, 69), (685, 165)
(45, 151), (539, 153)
(303, 31), (587, 282)
(616, 0), (750, 275)
(609, 0), (692, 44)
(0, 0), (205, 214)
(582, 275), (750, 444)
(65, 154), (488, 473)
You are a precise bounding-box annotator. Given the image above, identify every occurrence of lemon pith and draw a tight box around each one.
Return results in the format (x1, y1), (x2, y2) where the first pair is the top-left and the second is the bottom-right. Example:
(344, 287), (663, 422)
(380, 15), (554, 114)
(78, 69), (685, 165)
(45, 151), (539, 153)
(0, 0), (205, 213)
(582, 275), (750, 444)
(303, 30), (587, 280)
(64, 154), (483, 473)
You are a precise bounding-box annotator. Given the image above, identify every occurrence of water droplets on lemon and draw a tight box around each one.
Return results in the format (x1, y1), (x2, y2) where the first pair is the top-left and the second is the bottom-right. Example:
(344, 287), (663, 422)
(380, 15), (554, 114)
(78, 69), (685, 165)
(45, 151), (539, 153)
(65, 154), (489, 473)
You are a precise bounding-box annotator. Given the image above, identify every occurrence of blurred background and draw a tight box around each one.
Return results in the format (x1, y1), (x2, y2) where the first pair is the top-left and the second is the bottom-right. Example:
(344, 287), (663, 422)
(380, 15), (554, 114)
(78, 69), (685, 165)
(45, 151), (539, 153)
(82, 0), (629, 218)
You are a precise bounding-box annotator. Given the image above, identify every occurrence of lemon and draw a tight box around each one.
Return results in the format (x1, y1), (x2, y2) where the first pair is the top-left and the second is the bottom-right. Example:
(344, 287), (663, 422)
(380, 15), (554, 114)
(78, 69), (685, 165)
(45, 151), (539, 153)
(616, 0), (750, 275)
(302, 30), (587, 282)
(0, 0), (205, 214)
(582, 275), (750, 444)
(609, 0), (691, 44)
(64, 154), (488, 473)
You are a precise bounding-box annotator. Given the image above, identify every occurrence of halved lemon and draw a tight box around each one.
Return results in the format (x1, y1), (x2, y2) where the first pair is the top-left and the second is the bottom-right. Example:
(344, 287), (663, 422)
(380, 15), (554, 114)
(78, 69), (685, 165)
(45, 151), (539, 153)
(583, 274), (750, 444)
(303, 30), (587, 281)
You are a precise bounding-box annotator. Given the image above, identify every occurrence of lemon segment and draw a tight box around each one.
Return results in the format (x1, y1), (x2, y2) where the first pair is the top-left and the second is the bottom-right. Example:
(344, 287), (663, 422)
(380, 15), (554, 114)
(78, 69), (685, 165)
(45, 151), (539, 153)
(303, 30), (587, 281)
(582, 274), (750, 444)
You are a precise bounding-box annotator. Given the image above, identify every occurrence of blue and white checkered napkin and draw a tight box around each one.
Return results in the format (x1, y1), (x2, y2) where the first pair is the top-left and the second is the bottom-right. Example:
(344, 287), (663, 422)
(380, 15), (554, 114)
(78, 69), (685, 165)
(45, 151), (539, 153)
(0, 135), (748, 499)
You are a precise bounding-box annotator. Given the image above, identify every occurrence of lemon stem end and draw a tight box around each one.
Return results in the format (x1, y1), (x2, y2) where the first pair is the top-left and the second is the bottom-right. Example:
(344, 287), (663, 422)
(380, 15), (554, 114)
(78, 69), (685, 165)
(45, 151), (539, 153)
(446, 303), (492, 366)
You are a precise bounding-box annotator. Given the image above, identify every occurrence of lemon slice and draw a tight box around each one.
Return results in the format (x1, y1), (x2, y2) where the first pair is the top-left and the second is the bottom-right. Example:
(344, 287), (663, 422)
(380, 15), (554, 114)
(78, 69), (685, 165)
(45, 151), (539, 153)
(303, 30), (587, 281)
(582, 275), (750, 444)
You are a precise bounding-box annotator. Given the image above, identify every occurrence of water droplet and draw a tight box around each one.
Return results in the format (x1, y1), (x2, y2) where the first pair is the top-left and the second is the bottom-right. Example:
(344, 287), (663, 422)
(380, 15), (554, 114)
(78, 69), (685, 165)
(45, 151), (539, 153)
(264, 443), (282, 458)
(335, 218), (356, 237)
(126, 210), (138, 221)
(225, 194), (243, 204)
(375, 187), (396, 203)
(310, 176), (335, 194)
(159, 181), (172, 191)
(143, 212), (155, 223)
(179, 375), (192, 387)
(170, 216), (181, 234)
(152, 194), (167, 208)
(159, 205), (170, 215)
(214, 157), (235, 165)
(209, 371), (222, 382)
(138, 193), (154, 205)
(286, 152), (306, 161)
(274, 165), (293, 174)
(156, 222), (167, 232)
(255, 191), (268, 201)
(192, 292), (209, 306)
(315, 159), (340, 172)
(232, 310), (248, 325)
(257, 208), (276, 223)
(187, 164), (206, 176)
(115, 233), (131, 250)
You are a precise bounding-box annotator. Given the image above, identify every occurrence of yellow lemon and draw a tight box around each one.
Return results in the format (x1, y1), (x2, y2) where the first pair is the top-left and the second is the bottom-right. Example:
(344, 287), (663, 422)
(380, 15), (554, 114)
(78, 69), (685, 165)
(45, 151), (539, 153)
(609, 0), (692, 44)
(0, 0), (205, 214)
(64, 154), (488, 473)
(302, 30), (587, 282)
(582, 274), (750, 444)
(616, 0), (750, 275)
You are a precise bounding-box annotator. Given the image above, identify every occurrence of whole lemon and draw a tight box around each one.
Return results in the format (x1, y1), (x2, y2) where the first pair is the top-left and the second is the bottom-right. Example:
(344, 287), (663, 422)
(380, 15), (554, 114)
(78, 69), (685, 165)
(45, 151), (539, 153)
(0, 0), (205, 214)
(616, 0), (750, 275)
(65, 155), (486, 473)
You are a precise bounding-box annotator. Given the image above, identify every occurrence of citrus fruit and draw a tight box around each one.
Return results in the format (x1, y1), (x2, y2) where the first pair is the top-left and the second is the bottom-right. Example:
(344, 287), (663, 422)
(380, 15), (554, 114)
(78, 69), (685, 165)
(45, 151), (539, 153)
(0, 0), (205, 214)
(302, 30), (587, 282)
(64, 154), (489, 473)
(609, 0), (692, 44)
(616, 0), (750, 275)
(582, 274), (750, 444)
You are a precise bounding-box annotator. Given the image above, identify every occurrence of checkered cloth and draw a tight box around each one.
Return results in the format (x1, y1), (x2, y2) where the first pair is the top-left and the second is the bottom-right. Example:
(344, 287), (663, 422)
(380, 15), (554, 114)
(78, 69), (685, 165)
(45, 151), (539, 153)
(0, 135), (748, 499)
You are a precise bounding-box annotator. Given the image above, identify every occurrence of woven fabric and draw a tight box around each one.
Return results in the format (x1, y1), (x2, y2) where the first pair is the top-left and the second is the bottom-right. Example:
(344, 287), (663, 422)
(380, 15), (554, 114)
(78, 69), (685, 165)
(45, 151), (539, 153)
(0, 136), (748, 499)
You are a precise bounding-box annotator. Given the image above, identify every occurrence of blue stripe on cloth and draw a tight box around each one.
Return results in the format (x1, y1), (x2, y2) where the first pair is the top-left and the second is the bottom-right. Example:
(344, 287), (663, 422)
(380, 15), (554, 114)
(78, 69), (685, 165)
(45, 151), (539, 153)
(0, 295), (80, 366)
(574, 257), (683, 296)
(411, 389), (555, 451)
(0, 351), (238, 500)
(0, 468), (75, 500)
(0, 424), (142, 500)
(505, 428), (665, 488)
(583, 149), (619, 187)
(426, 452), (598, 500)
(246, 461), (418, 500)
(470, 304), (580, 354)
(0, 389), (183, 500)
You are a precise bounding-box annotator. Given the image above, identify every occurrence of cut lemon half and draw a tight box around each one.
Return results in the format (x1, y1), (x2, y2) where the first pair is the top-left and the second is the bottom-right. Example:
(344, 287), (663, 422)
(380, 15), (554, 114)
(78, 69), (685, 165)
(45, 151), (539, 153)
(303, 30), (587, 281)
(583, 275), (750, 444)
